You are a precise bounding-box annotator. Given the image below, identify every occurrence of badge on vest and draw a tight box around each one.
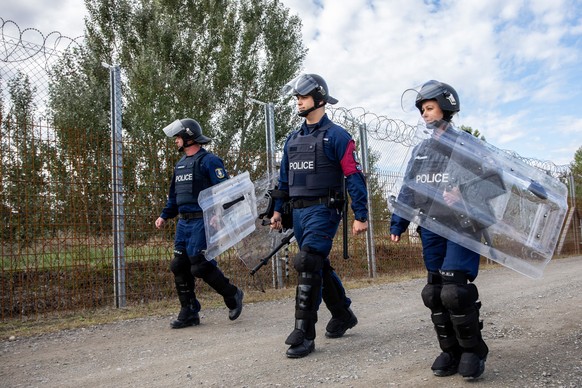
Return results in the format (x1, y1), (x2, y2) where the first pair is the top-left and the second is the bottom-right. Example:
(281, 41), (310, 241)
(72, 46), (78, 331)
(215, 168), (226, 179)
(415, 173), (449, 183)
(289, 160), (315, 171)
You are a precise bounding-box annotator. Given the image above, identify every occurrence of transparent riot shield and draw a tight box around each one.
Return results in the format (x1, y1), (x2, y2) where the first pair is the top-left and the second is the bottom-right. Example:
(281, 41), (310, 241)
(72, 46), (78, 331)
(388, 121), (568, 278)
(198, 171), (257, 259)
(233, 172), (295, 271)
(236, 223), (294, 271)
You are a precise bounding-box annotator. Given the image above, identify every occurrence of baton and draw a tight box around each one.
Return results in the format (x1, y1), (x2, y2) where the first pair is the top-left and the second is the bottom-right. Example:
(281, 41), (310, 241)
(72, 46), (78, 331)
(342, 177), (349, 259)
(250, 231), (295, 275)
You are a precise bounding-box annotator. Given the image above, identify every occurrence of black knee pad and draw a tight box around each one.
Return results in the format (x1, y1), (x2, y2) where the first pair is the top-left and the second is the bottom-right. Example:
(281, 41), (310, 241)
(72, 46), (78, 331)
(190, 254), (213, 278)
(441, 283), (479, 313)
(293, 247), (324, 272)
(421, 272), (443, 310)
(421, 283), (444, 310)
(170, 250), (189, 275)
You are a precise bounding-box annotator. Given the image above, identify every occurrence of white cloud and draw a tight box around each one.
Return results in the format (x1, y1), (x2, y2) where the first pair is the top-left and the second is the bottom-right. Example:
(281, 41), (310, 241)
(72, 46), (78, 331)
(281, 0), (582, 165)
(2, 0), (581, 165)
(2, 0), (85, 40)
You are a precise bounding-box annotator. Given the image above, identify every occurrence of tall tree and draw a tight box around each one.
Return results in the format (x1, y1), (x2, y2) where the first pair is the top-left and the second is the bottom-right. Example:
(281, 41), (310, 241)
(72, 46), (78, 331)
(48, 43), (112, 236)
(459, 125), (486, 141)
(48, 0), (306, 240)
(2, 72), (48, 247)
(81, 0), (305, 160)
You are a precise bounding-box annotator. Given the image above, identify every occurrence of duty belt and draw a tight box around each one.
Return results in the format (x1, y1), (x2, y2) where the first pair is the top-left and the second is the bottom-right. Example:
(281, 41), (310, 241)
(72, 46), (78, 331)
(178, 212), (203, 219)
(292, 197), (328, 209)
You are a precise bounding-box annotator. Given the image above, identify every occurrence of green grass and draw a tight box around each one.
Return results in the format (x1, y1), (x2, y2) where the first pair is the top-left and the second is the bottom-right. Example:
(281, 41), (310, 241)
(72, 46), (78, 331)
(1, 244), (171, 271)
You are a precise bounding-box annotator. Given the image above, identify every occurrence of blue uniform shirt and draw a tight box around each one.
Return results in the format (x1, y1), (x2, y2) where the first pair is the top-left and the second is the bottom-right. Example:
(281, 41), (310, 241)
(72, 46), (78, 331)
(160, 149), (229, 219)
(276, 114), (368, 220)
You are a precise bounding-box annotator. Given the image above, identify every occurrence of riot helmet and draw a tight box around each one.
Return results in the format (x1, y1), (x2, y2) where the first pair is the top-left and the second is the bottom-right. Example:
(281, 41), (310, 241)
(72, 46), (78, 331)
(414, 80), (460, 121)
(162, 118), (211, 151)
(281, 73), (338, 117)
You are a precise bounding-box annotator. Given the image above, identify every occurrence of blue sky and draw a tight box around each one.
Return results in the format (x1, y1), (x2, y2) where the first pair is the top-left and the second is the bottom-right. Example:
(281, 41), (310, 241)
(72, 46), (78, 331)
(3, 0), (581, 165)
(282, 0), (582, 166)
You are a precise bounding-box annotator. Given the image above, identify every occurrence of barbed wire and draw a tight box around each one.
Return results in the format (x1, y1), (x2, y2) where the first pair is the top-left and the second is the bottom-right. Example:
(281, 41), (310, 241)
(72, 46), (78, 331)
(329, 106), (419, 147)
(0, 18), (81, 70)
(0, 18), (570, 178)
(502, 150), (570, 177)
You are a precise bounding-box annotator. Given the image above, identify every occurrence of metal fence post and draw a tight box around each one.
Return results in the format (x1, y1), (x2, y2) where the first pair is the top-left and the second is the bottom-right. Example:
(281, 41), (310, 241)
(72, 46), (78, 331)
(359, 123), (377, 278)
(104, 62), (126, 308)
(265, 102), (277, 179)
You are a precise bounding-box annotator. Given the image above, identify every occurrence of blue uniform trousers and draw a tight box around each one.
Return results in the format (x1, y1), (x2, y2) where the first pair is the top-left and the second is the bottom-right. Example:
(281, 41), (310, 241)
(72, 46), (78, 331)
(293, 204), (352, 311)
(419, 226), (481, 281)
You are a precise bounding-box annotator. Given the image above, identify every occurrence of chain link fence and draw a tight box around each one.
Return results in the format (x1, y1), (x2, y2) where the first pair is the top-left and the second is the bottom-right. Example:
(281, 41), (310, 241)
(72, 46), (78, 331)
(1, 20), (579, 320)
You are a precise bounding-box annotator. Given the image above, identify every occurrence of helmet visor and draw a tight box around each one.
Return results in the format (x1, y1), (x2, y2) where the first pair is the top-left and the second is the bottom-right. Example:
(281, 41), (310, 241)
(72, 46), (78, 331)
(280, 74), (319, 98)
(401, 87), (423, 113)
(401, 81), (447, 113)
(162, 119), (184, 138)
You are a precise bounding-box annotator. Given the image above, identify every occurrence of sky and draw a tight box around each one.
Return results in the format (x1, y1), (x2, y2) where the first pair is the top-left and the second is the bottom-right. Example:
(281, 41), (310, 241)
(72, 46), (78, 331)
(2, 0), (582, 166)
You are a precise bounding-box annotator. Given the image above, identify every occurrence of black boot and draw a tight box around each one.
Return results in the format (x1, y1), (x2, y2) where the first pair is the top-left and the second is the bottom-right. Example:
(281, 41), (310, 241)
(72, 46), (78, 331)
(170, 305), (200, 329)
(285, 319), (315, 358)
(172, 278), (200, 329)
(429, 311), (462, 377)
(325, 307), (358, 338)
(442, 278), (489, 380)
(228, 288), (244, 321)
(286, 339), (315, 358)
(431, 351), (461, 376)
(458, 340), (488, 379)
(286, 257), (323, 358)
(421, 276), (462, 376)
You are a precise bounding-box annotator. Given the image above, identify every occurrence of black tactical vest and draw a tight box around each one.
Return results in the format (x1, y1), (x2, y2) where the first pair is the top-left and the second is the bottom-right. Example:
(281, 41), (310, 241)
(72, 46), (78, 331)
(287, 124), (343, 197)
(174, 149), (209, 206)
(405, 131), (462, 217)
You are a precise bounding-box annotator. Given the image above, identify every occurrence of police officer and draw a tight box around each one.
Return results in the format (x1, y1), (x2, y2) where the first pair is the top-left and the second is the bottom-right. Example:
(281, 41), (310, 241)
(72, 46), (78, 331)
(155, 118), (244, 329)
(390, 81), (489, 379)
(271, 74), (369, 358)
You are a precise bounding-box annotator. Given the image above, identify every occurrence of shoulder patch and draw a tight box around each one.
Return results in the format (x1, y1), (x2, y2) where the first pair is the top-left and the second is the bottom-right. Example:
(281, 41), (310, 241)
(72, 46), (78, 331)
(215, 168), (226, 179)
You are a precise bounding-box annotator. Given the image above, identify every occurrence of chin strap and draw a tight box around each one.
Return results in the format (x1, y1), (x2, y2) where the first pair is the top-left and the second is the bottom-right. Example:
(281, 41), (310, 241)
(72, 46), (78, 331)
(298, 106), (317, 117)
(298, 98), (325, 117)
(178, 141), (196, 153)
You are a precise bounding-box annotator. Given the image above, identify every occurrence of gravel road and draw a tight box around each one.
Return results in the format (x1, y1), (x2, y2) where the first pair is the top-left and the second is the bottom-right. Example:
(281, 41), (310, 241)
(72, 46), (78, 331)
(2, 256), (581, 387)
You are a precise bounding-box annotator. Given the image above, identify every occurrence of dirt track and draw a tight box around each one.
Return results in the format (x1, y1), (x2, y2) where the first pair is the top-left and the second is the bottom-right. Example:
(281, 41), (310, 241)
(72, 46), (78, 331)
(1, 256), (581, 387)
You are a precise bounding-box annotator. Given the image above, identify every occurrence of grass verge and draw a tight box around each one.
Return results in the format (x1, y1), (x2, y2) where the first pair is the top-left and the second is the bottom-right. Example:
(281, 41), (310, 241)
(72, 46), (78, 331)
(0, 270), (427, 339)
